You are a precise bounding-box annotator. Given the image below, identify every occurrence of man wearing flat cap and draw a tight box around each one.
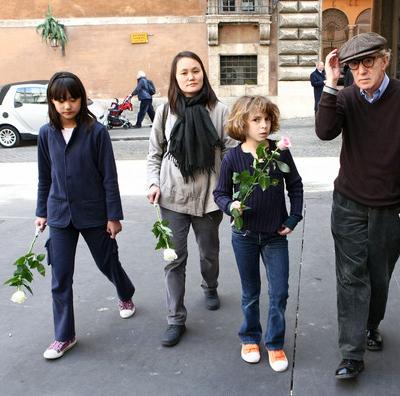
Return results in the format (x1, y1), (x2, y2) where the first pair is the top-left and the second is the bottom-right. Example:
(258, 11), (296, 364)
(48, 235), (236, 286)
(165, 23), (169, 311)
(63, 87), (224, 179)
(316, 32), (400, 380)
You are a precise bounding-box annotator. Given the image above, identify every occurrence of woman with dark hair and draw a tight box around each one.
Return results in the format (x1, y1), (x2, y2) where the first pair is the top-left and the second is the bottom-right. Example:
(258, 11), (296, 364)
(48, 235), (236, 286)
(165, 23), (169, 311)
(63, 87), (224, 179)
(147, 51), (236, 347)
(36, 71), (135, 360)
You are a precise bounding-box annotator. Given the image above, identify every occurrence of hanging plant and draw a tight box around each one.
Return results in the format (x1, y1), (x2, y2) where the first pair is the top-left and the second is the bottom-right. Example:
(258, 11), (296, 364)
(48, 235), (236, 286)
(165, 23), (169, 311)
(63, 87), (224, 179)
(36, 5), (68, 56)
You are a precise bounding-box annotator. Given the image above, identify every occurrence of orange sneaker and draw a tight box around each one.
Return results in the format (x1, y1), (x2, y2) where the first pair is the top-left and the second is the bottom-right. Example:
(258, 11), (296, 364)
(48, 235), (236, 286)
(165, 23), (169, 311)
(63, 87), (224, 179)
(267, 349), (288, 372)
(241, 344), (260, 363)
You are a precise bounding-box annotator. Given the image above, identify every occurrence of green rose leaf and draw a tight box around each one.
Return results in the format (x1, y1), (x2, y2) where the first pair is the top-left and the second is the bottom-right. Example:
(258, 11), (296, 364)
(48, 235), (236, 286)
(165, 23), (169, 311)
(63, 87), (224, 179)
(271, 178), (279, 186)
(275, 160), (290, 173)
(23, 283), (33, 295)
(259, 174), (271, 191)
(231, 208), (241, 218)
(15, 256), (26, 266)
(232, 190), (241, 199)
(234, 216), (244, 230)
(232, 172), (241, 184)
(256, 142), (266, 159)
(271, 151), (280, 160)
(37, 263), (46, 277)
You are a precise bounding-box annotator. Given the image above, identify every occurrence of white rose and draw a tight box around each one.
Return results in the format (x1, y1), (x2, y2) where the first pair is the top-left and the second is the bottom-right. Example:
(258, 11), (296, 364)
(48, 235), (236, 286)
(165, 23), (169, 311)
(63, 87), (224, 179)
(11, 289), (27, 304)
(163, 248), (178, 262)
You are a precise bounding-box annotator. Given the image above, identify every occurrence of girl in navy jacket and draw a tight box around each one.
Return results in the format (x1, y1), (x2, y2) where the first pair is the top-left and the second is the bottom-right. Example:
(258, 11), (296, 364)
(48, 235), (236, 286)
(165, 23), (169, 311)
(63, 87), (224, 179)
(35, 71), (135, 360)
(213, 96), (303, 372)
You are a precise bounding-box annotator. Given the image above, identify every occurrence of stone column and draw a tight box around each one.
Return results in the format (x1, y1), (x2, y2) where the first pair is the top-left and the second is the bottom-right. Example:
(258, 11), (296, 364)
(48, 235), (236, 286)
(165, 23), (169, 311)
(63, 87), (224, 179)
(347, 24), (357, 39)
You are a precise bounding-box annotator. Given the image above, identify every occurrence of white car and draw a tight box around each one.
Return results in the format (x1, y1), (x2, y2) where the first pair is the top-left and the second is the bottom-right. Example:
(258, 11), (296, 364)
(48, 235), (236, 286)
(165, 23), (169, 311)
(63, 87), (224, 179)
(0, 81), (106, 148)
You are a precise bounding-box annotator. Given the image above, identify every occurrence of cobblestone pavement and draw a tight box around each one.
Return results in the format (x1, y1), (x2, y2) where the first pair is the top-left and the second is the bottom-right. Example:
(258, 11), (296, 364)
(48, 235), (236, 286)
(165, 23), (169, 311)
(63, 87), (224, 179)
(0, 118), (340, 163)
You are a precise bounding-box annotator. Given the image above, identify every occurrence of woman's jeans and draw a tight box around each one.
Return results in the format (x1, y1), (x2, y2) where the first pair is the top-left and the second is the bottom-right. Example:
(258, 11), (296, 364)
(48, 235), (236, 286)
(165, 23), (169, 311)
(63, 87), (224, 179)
(231, 229), (289, 350)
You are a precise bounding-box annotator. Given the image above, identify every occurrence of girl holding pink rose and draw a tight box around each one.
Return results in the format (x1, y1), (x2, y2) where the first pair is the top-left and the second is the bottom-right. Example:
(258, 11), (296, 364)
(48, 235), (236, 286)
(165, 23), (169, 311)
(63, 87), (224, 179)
(213, 96), (303, 372)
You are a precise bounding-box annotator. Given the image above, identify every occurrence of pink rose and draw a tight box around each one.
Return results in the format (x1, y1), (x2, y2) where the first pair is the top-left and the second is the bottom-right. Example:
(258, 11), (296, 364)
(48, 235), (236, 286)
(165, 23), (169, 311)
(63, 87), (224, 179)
(277, 136), (291, 151)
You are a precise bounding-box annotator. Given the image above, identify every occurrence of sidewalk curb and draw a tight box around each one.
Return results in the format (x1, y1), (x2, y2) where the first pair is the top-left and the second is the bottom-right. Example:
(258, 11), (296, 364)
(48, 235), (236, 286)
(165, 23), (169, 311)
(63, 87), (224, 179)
(110, 136), (149, 141)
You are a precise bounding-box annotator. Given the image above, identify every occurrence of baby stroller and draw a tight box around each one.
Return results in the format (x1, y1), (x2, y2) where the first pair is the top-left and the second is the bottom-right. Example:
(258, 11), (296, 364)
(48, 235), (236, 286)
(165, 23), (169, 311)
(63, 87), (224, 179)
(106, 95), (133, 129)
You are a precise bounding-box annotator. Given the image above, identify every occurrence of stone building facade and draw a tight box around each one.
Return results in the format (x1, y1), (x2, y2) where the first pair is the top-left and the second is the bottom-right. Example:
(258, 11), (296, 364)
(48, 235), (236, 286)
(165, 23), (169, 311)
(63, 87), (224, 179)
(0, 1), (397, 118)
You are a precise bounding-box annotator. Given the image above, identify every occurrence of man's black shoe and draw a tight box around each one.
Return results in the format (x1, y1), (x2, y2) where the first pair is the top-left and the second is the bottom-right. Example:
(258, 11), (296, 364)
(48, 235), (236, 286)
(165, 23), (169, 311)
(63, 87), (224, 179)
(132, 125), (141, 129)
(205, 290), (220, 311)
(335, 359), (364, 380)
(161, 324), (186, 347)
(367, 329), (383, 351)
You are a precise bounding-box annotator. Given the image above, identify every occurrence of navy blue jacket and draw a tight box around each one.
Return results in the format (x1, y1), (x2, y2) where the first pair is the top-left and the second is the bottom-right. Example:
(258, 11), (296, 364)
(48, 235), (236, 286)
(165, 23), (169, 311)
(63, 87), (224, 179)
(36, 120), (123, 229)
(131, 77), (152, 101)
(310, 69), (326, 111)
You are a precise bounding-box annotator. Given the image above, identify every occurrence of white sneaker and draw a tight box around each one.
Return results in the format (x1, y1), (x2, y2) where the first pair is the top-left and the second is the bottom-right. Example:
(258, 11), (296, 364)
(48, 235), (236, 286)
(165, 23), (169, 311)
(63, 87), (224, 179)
(241, 344), (261, 363)
(118, 299), (136, 318)
(267, 349), (288, 372)
(43, 338), (77, 360)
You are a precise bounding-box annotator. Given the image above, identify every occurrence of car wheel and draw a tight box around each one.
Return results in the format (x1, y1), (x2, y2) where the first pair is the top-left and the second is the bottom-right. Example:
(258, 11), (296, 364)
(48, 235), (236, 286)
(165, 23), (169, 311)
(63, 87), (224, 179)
(0, 125), (21, 148)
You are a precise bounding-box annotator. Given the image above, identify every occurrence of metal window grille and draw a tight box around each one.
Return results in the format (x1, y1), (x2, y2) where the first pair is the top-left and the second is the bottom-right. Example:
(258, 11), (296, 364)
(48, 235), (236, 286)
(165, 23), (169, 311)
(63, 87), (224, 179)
(222, 0), (235, 12)
(207, 0), (271, 14)
(220, 55), (257, 85)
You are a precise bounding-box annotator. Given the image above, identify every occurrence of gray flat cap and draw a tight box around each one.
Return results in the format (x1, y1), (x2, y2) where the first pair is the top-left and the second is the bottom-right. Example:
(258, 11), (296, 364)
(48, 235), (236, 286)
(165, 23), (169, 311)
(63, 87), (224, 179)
(339, 32), (387, 63)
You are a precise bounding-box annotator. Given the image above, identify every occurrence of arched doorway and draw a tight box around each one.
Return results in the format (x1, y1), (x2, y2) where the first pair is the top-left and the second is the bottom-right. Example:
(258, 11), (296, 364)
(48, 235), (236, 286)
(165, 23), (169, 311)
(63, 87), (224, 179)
(356, 8), (371, 34)
(322, 8), (349, 60)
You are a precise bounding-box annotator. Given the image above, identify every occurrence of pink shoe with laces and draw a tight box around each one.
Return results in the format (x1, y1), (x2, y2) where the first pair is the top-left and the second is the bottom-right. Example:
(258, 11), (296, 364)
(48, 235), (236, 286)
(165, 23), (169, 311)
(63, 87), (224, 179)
(43, 338), (77, 360)
(118, 299), (136, 319)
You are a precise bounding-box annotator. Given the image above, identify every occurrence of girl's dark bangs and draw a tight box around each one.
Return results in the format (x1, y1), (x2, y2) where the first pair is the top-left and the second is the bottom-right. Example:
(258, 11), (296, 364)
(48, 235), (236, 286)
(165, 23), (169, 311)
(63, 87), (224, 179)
(50, 77), (81, 100)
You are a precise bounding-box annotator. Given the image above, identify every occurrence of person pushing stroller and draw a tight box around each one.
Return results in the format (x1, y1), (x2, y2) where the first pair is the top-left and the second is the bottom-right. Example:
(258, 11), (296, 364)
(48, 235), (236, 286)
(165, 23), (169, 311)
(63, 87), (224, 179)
(131, 71), (155, 128)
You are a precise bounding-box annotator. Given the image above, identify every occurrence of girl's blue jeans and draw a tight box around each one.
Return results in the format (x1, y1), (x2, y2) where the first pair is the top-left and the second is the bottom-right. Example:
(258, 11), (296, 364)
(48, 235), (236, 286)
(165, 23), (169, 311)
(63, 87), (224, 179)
(231, 228), (289, 350)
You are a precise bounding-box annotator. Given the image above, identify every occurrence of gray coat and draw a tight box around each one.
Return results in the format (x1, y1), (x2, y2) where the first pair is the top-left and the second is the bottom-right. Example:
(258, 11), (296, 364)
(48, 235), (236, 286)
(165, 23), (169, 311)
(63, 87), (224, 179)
(147, 101), (236, 216)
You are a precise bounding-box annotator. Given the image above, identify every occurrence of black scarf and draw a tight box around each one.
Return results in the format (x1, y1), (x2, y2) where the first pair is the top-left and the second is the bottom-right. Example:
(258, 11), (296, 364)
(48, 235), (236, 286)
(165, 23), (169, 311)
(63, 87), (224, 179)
(167, 88), (223, 181)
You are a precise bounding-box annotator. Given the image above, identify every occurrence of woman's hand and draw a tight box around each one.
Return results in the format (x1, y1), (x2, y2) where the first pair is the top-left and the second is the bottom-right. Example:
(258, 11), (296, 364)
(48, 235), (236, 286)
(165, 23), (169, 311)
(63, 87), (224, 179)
(278, 226), (292, 236)
(324, 49), (341, 88)
(148, 185), (161, 204)
(35, 217), (47, 231)
(107, 220), (122, 239)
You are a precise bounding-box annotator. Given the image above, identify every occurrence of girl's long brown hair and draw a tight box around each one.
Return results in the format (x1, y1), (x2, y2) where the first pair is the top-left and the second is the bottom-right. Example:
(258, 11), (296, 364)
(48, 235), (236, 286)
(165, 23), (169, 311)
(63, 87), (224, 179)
(47, 71), (96, 131)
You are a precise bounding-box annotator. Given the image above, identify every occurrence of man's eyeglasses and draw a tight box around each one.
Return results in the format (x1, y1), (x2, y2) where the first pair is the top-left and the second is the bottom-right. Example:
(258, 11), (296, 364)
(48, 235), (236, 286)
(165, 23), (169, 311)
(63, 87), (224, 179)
(347, 55), (383, 70)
